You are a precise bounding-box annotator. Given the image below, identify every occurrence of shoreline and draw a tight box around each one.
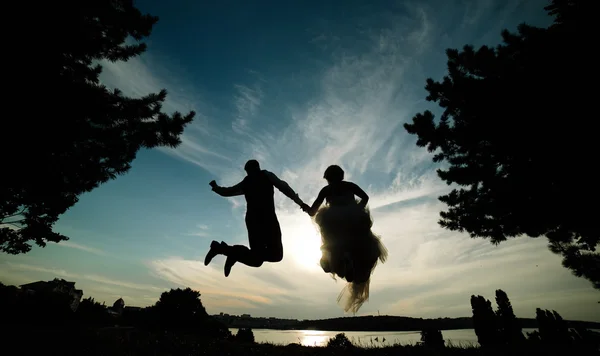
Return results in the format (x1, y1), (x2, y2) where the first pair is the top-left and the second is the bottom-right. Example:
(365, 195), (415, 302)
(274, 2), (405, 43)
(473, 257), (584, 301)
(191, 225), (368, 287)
(216, 315), (600, 332)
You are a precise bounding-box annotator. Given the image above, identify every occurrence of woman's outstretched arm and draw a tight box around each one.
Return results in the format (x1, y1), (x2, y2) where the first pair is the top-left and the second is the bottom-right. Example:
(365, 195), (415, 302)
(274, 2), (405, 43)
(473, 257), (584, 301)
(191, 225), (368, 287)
(350, 182), (369, 209)
(308, 187), (327, 216)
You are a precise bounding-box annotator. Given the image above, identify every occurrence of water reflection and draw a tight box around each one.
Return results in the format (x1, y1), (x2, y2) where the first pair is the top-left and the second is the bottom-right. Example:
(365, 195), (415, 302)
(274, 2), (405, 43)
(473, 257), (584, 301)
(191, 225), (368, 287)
(298, 330), (329, 347)
(231, 328), (599, 348)
(230, 328), (515, 347)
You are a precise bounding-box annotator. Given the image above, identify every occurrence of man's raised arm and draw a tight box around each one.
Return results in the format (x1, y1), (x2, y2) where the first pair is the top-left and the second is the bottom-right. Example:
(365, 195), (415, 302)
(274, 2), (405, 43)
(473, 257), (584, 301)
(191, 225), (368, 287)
(210, 180), (244, 197)
(264, 171), (305, 207)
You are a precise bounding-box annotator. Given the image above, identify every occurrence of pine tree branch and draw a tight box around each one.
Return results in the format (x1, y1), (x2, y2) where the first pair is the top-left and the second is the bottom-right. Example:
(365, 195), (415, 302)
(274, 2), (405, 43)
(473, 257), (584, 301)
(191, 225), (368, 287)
(0, 222), (22, 229)
(0, 208), (26, 220)
(1, 219), (25, 225)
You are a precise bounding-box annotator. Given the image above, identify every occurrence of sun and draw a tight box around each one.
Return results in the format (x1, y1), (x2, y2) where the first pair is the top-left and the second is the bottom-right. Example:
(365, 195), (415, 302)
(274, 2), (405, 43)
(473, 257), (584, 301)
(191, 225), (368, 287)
(287, 221), (323, 270)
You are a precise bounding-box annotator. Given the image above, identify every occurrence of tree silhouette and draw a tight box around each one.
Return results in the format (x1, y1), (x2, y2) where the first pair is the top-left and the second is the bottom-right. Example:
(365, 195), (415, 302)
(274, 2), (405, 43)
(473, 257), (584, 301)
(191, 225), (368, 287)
(470, 295), (500, 347)
(535, 308), (572, 345)
(495, 289), (524, 344)
(76, 297), (111, 326)
(152, 287), (208, 329)
(235, 328), (255, 343)
(0, 0), (195, 254)
(403, 0), (598, 289)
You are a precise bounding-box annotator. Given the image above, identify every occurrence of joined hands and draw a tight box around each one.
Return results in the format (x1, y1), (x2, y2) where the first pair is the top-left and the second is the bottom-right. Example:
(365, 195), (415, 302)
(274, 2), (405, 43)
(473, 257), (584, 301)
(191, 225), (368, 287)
(299, 202), (312, 216)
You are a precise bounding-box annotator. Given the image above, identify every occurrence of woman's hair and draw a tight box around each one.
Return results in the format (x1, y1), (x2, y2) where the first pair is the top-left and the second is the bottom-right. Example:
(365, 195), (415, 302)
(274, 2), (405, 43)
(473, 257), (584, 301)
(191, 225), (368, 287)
(324, 165), (344, 182)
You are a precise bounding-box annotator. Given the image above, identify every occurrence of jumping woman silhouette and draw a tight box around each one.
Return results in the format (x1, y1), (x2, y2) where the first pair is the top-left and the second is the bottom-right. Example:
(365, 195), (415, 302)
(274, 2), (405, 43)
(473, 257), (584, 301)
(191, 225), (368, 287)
(305, 165), (388, 313)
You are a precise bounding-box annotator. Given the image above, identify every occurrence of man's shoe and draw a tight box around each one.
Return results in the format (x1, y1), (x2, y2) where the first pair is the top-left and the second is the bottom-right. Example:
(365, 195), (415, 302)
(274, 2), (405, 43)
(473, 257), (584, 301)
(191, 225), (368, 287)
(224, 256), (236, 277)
(204, 240), (222, 266)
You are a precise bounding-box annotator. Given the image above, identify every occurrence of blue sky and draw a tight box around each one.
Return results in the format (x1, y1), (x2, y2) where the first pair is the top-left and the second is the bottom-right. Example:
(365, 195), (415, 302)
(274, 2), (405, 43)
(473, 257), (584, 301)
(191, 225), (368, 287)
(2, 0), (599, 322)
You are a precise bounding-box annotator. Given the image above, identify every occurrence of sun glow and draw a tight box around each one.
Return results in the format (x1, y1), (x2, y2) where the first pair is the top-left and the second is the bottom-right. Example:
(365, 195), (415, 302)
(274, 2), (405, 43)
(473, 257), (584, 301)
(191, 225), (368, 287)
(286, 220), (323, 270)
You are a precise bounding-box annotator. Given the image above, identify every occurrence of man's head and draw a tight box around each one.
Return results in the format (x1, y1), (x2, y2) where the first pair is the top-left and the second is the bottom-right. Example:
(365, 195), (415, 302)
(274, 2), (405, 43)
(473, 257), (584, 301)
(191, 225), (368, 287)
(244, 159), (261, 175)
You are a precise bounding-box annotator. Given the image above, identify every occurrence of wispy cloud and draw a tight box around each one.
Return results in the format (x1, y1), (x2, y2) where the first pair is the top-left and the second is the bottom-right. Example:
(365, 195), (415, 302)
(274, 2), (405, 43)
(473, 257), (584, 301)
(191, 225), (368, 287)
(181, 224), (212, 238)
(4, 262), (78, 280)
(98, 55), (235, 176)
(183, 232), (210, 238)
(232, 83), (264, 134)
(82, 274), (163, 292)
(2, 262), (162, 291)
(2, 262), (165, 307)
(57, 241), (106, 256)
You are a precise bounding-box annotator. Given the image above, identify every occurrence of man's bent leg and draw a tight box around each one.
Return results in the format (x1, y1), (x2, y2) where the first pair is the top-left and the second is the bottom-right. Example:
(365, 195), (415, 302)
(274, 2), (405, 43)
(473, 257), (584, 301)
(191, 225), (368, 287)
(221, 241), (281, 276)
(267, 216), (284, 262)
(221, 213), (282, 276)
(256, 221), (284, 263)
(262, 241), (283, 263)
(245, 212), (282, 262)
(221, 244), (264, 277)
(225, 245), (264, 267)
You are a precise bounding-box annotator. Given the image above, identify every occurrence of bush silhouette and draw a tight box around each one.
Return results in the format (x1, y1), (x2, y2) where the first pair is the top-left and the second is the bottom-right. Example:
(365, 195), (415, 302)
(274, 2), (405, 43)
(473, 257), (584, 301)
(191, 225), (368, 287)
(76, 297), (111, 326)
(143, 287), (231, 339)
(236, 328), (255, 343)
(420, 329), (445, 348)
(326, 333), (354, 349)
(149, 287), (208, 329)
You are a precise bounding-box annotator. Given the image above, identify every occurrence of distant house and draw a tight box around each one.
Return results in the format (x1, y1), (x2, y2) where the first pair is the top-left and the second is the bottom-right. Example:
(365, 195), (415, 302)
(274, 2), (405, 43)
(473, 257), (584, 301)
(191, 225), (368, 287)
(20, 278), (83, 311)
(124, 306), (141, 312)
(123, 305), (142, 311)
(108, 298), (125, 316)
(113, 298), (125, 309)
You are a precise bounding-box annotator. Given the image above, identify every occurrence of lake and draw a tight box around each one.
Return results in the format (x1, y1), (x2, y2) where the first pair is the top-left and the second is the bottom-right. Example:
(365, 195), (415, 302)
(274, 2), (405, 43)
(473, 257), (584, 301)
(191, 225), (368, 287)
(229, 328), (539, 347)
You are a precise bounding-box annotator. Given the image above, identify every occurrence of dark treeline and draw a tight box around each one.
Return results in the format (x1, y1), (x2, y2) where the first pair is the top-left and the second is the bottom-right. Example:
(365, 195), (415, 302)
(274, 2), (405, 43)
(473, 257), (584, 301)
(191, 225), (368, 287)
(468, 290), (599, 349)
(2, 281), (599, 355)
(0, 282), (230, 340)
(338, 289), (600, 353)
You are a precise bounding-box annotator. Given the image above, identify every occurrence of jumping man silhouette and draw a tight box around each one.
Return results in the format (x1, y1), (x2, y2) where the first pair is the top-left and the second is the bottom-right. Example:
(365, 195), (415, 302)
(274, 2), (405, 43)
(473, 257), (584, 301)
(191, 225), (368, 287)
(204, 159), (309, 276)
